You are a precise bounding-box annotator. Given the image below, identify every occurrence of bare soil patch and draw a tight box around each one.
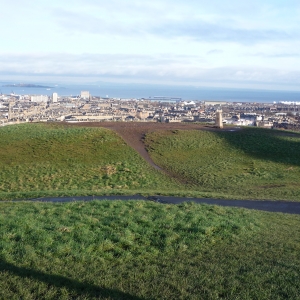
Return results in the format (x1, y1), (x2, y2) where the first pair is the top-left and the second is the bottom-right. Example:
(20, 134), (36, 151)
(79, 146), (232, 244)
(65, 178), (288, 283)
(68, 122), (219, 169)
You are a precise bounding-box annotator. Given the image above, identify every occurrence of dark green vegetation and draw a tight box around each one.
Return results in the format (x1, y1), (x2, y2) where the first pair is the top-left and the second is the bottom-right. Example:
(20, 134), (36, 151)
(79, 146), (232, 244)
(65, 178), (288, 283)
(0, 124), (178, 200)
(145, 128), (300, 200)
(0, 200), (299, 299)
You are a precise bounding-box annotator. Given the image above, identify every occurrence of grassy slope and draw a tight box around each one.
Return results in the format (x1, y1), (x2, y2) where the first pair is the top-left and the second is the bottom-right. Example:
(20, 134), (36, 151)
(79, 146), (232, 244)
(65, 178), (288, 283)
(0, 123), (179, 200)
(0, 200), (299, 299)
(2, 123), (299, 201)
(145, 128), (300, 200)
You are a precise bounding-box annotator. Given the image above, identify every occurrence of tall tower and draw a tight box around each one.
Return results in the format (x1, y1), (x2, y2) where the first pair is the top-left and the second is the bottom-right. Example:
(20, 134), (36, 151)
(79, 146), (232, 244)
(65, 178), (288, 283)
(215, 110), (223, 128)
(8, 101), (14, 121)
(76, 99), (79, 114)
(52, 92), (58, 103)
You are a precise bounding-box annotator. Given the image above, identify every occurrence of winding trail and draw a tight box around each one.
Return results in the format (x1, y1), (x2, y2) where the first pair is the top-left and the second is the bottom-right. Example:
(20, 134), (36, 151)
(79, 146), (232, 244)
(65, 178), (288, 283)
(51, 122), (300, 214)
(71, 122), (225, 170)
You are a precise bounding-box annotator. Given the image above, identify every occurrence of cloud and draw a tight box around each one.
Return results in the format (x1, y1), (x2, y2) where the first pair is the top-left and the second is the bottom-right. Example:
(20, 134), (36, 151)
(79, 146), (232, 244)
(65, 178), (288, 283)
(53, 7), (297, 45)
(207, 49), (223, 55)
(0, 53), (300, 89)
(252, 52), (300, 58)
(0, 53), (200, 76)
(149, 20), (295, 44)
(54, 9), (142, 36)
(70, 0), (293, 20)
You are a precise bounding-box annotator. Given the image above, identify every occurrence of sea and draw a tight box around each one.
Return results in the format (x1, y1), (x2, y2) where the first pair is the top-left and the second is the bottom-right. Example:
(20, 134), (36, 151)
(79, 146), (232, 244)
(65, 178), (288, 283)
(1, 83), (300, 103)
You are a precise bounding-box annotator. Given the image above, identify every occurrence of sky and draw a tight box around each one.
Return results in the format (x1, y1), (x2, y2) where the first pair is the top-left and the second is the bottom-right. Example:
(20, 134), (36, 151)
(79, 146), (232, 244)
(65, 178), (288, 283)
(1, 0), (300, 90)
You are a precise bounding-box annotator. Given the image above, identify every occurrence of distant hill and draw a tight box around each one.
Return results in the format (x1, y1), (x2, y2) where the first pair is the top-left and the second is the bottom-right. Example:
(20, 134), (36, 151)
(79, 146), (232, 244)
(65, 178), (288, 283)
(2, 83), (53, 88)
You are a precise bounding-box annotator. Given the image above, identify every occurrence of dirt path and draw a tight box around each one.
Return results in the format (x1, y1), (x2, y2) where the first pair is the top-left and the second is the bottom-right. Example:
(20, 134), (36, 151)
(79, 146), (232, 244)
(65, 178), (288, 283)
(71, 122), (220, 170)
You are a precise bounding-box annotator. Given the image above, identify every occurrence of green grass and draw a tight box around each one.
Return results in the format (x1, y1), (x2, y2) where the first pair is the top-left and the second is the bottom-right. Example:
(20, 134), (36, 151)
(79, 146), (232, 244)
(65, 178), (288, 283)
(1, 125), (300, 298)
(144, 128), (300, 200)
(1, 123), (300, 201)
(0, 200), (299, 299)
(0, 123), (179, 200)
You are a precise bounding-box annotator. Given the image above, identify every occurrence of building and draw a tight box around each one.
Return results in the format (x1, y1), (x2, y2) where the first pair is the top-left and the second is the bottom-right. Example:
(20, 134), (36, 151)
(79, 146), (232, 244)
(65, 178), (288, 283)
(136, 111), (149, 119)
(145, 96), (182, 102)
(52, 93), (58, 103)
(30, 95), (48, 103)
(204, 101), (227, 106)
(80, 91), (90, 99)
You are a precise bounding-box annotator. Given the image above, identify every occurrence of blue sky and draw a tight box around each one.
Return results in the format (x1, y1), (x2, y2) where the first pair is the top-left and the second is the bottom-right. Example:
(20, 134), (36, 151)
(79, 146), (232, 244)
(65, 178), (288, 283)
(1, 0), (300, 90)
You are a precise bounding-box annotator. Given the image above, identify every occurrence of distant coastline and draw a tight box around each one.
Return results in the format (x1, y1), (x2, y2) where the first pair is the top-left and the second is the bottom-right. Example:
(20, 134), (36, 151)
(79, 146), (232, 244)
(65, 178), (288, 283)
(3, 83), (53, 88)
(1, 83), (300, 103)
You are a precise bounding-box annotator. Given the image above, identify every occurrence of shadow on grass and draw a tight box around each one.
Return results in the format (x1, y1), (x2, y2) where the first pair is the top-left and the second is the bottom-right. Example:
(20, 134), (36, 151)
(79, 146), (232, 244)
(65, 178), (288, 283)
(215, 127), (300, 166)
(0, 260), (143, 299)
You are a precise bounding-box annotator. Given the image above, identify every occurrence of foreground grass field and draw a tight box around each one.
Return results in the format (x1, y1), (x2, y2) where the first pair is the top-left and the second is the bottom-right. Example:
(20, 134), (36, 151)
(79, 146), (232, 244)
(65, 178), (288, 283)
(145, 128), (300, 200)
(0, 123), (180, 200)
(0, 200), (299, 299)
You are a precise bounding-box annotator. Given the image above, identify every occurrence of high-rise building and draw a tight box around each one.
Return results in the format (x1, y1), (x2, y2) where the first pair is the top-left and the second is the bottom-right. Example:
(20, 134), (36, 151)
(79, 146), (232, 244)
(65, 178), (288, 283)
(80, 91), (90, 99)
(52, 92), (58, 103)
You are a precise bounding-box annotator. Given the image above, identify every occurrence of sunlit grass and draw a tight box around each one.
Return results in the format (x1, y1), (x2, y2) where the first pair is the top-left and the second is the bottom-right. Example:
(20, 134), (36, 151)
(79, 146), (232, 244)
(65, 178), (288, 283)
(0, 200), (299, 299)
(0, 123), (179, 200)
(1, 123), (300, 201)
(145, 128), (300, 200)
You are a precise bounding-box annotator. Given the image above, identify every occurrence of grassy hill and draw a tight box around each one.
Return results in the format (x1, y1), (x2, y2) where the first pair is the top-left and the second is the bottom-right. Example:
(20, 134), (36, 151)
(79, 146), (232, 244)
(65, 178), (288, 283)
(0, 123), (179, 200)
(1, 124), (300, 299)
(0, 200), (299, 299)
(144, 128), (300, 201)
(1, 123), (300, 201)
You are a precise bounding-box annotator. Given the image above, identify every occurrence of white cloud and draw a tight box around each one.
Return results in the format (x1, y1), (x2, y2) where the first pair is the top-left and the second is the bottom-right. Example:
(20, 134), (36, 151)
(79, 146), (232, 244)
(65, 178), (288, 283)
(207, 49), (223, 55)
(0, 0), (300, 90)
(252, 52), (300, 58)
(0, 53), (300, 90)
(52, 5), (299, 45)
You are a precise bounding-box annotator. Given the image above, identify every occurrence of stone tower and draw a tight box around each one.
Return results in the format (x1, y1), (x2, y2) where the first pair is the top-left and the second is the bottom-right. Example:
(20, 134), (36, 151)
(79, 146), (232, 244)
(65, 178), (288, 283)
(215, 110), (223, 128)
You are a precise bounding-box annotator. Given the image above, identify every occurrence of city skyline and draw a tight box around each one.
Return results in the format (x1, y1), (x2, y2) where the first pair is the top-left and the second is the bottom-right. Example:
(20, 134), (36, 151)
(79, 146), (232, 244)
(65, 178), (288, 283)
(1, 0), (300, 91)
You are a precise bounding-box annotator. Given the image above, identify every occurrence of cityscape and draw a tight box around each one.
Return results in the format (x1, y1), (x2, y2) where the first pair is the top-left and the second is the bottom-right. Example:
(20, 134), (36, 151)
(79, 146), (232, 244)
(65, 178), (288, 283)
(1, 0), (300, 298)
(1, 90), (300, 130)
